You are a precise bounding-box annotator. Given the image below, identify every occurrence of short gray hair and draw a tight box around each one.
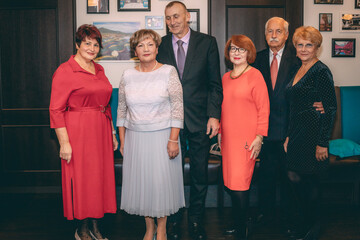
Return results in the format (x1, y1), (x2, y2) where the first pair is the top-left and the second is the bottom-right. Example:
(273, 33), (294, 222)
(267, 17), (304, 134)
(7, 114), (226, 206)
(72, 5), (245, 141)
(265, 17), (289, 34)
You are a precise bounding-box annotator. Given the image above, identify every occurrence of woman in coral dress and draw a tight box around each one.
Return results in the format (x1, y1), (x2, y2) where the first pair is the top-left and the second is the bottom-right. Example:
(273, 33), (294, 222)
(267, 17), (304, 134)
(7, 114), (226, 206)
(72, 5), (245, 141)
(49, 24), (118, 240)
(219, 35), (270, 240)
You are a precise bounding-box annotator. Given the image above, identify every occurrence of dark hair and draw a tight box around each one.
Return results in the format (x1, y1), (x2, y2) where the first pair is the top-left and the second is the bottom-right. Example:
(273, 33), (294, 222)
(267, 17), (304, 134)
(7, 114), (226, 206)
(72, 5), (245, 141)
(224, 35), (257, 65)
(130, 29), (162, 52)
(75, 24), (103, 49)
(165, 1), (187, 11)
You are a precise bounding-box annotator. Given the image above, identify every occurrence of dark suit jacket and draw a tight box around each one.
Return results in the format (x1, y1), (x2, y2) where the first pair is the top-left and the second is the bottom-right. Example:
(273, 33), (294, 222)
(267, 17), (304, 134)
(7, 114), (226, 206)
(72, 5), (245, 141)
(157, 29), (223, 133)
(252, 44), (301, 141)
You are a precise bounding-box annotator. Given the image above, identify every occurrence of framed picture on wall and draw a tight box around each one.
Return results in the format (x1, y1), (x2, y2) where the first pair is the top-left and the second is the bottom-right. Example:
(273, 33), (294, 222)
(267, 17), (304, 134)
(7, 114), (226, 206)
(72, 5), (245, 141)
(145, 16), (164, 30)
(319, 13), (332, 32)
(166, 9), (200, 34)
(93, 22), (141, 61)
(356, 0), (360, 9)
(314, 0), (343, 4)
(188, 9), (200, 32)
(340, 13), (360, 32)
(87, 0), (109, 14)
(332, 38), (356, 57)
(118, 0), (151, 11)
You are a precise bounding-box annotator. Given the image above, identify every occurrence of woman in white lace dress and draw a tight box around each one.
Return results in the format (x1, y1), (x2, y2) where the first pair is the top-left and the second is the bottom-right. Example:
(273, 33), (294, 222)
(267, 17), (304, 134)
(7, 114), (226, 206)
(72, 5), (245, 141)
(117, 29), (185, 240)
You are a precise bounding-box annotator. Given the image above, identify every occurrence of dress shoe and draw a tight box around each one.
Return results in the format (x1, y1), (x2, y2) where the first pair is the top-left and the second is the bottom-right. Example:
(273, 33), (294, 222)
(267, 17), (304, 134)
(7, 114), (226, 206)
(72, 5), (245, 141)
(167, 222), (180, 240)
(189, 222), (207, 240)
(288, 224), (320, 240)
(89, 230), (109, 240)
(75, 229), (92, 240)
(224, 227), (237, 235)
(254, 213), (273, 226)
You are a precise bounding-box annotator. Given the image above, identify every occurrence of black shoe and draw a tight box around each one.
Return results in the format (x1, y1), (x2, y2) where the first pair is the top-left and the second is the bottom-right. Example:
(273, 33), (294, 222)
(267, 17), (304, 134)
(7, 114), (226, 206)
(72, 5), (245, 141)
(224, 227), (236, 236)
(167, 222), (180, 240)
(235, 225), (249, 240)
(189, 222), (207, 240)
(255, 213), (273, 226)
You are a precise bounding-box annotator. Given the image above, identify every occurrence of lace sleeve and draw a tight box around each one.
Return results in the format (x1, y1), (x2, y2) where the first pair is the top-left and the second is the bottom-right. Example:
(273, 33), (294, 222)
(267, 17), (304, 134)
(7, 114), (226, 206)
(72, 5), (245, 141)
(168, 67), (184, 128)
(116, 72), (127, 127)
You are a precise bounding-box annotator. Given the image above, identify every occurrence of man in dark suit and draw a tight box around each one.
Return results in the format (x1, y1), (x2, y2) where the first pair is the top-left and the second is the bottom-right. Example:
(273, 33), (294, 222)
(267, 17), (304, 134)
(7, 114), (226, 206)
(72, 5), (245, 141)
(253, 17), (323, 226)
(157, 1), (222, 240)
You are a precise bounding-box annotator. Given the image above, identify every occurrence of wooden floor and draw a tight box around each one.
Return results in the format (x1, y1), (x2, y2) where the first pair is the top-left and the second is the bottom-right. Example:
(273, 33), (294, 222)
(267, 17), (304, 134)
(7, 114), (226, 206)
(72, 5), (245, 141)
(0, 194), (359, 240)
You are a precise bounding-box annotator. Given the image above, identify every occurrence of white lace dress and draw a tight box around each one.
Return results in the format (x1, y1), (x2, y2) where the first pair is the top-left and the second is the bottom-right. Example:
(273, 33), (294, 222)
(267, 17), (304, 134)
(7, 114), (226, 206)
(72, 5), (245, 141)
(116, 64), (185, 217)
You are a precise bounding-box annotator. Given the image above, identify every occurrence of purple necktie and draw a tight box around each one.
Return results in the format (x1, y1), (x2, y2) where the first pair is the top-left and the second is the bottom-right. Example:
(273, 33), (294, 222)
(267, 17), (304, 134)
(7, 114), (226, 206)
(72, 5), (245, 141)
(177, 40), (185, 79)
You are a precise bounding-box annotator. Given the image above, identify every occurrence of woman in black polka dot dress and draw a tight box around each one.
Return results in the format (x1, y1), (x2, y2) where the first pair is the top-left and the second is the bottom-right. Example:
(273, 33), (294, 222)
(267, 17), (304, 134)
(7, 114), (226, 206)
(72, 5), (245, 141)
(284, 26), (337, 240)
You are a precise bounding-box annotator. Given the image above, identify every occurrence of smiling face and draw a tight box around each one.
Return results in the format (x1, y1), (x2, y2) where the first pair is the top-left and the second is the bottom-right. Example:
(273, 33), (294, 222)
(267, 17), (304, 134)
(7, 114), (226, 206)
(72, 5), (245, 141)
(134, 37), (158, 64)
(165, 3), (190, 39)
(76, 37), (100, 62)
(265, 18), (289, 52)
(295, 38), (318, 64)
(229, 44), (248, 66)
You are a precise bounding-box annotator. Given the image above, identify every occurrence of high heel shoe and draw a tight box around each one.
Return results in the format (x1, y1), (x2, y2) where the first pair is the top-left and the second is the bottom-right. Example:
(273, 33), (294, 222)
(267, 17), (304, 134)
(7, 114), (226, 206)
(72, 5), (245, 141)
(89, 230), (109, 240)
(75, 229), (93, 240)
(75, 229), (81, 240)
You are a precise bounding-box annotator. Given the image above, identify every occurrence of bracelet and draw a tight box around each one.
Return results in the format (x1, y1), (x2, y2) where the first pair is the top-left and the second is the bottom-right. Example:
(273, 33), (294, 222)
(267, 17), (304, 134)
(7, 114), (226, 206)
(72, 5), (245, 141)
(256, 135), (263, 140)
(112, 130), (116, 135)
(168, 139), (178, 143)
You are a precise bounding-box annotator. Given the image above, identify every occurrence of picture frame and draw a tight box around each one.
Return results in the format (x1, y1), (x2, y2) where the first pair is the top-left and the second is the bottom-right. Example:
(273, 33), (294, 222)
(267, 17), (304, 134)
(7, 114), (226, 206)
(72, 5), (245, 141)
(87, 0), (109, 14)
(93, 22), (141, 61)
(332, 38), (356, 58)
(145, 16), (164, 30)
(340, 13), (360, 32)
(314, 0), (343, 4)
(188, 9), (200, 32)
(356, 0), (360, 9)
(166, 9), (200, 34)
(118, 0), (150, 12)
(319, 13), (332, 32)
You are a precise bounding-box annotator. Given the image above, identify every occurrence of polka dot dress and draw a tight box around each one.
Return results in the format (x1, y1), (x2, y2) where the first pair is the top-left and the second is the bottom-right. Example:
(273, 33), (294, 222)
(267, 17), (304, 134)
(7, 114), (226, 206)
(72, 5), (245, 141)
(285, 61), (337, 174)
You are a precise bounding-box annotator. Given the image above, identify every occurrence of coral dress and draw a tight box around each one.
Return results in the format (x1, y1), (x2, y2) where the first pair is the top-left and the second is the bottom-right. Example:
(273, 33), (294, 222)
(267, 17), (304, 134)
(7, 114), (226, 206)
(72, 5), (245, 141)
(221, 67), (270, 191)
(49, 56), (117, 220)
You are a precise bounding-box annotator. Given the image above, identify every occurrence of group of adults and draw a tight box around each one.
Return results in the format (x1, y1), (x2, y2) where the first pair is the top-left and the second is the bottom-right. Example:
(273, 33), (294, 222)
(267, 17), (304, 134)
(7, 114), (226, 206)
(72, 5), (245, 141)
(49, 1), (337, 240)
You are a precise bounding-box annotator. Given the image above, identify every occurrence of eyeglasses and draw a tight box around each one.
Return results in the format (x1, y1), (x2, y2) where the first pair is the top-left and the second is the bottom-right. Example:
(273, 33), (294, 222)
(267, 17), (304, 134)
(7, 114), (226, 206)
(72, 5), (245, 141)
(229, 46), (247, 53)
(296, 43), (314, 49)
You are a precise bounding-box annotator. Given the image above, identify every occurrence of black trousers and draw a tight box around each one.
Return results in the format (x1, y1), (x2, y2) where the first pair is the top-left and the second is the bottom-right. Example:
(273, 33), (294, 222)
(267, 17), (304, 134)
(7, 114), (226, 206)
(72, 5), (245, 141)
(169, 127), (210, 224)
(258, 140), (291, 217)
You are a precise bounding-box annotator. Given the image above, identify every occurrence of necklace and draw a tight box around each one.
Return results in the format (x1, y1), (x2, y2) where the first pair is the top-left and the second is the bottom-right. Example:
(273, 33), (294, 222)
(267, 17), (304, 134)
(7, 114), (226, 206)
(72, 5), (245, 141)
(139, 61), (158, 72)
(230, 64), (249, 79)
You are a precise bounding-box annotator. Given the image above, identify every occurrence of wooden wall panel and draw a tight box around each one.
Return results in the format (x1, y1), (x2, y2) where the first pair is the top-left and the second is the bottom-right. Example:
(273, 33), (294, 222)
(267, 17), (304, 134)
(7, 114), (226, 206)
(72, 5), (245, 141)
(227, 7), (284, 52)
(0, 0), (75, 193)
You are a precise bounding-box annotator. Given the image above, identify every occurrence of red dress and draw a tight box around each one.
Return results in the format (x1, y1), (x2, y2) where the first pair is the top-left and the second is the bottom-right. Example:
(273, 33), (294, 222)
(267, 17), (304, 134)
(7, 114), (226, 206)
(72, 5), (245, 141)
(220, 67), (270, 191)
(49, 56), (116, 220)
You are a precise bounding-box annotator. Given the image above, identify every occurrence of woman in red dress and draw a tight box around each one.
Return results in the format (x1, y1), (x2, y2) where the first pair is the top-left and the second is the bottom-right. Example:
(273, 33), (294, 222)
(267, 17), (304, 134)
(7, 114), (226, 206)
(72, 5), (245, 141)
(49, 24), (118, 240)
(219, 35), (270, 240)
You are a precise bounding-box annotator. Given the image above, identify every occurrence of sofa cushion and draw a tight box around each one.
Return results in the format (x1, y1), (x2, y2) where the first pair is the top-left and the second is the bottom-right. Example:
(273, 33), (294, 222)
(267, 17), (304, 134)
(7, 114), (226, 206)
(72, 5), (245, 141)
(341, 86), (360, 143)
(329, 139), (360, 158)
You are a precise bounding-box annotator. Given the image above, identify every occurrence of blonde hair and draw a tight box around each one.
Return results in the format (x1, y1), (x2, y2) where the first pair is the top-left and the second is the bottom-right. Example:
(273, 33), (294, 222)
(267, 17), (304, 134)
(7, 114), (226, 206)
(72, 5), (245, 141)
(292, 26), (322, 48)
(130, 29), (162, 52)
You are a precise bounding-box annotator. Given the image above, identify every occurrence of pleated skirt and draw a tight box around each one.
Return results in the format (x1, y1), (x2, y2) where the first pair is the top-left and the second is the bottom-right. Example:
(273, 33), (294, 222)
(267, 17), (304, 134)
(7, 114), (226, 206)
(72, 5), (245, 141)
(120, 128), (185, 218)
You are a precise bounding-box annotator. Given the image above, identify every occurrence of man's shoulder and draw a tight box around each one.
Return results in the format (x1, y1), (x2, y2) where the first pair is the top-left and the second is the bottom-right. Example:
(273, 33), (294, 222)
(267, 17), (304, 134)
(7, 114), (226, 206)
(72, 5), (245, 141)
(190, 30), (216, 42)
(256, 48), (269, 58)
